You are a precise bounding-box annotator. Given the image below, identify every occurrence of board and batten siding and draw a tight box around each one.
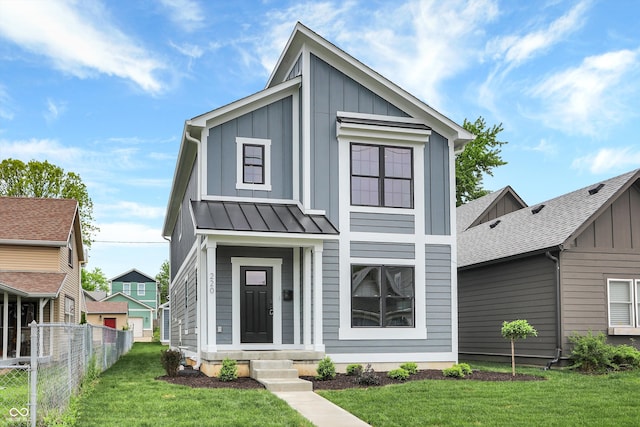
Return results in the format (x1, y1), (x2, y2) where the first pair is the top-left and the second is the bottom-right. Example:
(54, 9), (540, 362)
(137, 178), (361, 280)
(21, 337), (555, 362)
(206, 97), (293, 200)
(458, 254), (557, 357)
(323, 243), (453, 354)
(424, 132), (451, 235)
(215, 246), (295, 345)
(169, 253), (198, 352)
(474, 192), (526, 228)
(170, 163), (198, 281)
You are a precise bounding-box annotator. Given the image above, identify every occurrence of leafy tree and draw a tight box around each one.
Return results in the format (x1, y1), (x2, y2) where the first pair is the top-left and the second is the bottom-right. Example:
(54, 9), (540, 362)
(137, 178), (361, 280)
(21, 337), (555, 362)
(501, 319), (538, 376)
(81, 267), (109, 292)
(156, 260), (170, 304)
(456, 117), (507, 206)
(0, 158), (97, 246)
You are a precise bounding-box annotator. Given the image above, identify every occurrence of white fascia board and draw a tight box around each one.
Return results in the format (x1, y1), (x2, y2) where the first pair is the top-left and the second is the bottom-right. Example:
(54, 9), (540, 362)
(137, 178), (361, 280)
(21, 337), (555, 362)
(195, 230), (338, 244)
(0, 239), (65, 247)
(190, 77), (301, 128)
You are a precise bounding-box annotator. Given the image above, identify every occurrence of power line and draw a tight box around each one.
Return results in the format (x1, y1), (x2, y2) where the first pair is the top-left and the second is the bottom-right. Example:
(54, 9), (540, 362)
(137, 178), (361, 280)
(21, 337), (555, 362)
(93, 240), (167, 244)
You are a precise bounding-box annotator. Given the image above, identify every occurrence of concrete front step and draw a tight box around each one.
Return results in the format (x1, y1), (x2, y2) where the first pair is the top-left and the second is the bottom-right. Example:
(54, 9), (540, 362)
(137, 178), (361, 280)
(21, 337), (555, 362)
(252, 368), (299, 379)
(257, 378), (313, 392)
(251, 359), (293, 370)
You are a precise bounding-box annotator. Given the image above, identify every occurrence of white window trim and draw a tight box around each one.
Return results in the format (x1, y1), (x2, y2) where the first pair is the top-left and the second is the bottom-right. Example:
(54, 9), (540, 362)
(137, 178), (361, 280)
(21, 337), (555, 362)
(607, 278), (639, 328)
(235, 137), (272, 191)
(231, 257), (282, 347)
(137, 283), (145, 296)
(123, 283), (131, 295)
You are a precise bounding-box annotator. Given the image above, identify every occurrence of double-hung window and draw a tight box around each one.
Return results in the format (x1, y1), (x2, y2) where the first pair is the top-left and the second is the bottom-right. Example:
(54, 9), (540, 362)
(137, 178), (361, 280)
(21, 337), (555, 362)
(137, 283), (145, 296)
(123, 283), (131, 295)
(351, 143), (413, 208)
(64, 296), (75, 323)
(351, 265), (414, 327)
(608, 279), (640, 327)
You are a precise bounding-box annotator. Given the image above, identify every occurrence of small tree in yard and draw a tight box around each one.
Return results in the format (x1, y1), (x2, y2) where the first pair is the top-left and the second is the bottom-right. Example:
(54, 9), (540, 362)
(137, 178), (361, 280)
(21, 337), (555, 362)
(501, 319), (537, 376)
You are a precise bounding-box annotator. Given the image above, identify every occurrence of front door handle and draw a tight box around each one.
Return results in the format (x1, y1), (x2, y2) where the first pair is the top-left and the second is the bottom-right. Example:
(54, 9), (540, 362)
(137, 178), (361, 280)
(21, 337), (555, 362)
(268, 305), (273, 316)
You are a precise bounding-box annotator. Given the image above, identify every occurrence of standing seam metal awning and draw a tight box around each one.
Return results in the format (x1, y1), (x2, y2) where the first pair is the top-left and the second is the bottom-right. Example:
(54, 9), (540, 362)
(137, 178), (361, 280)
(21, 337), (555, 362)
(191, 200), (339, 235)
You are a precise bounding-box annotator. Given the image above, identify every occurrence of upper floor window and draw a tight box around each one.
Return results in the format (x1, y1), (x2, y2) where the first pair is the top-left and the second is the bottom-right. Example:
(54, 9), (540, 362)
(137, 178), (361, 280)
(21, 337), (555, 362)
(236, 137), (272, 191)
(351, 143), (413, 208)
(67, 237), (73, 267)
(608, 279), (640, 327)
(123, 282), (131, 295)
(137, 283), (145, 296)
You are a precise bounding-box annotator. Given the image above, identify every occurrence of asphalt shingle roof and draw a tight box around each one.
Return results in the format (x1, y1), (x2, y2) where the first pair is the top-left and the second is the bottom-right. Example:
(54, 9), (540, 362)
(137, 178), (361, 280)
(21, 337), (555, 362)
(85, 301), (128, 314)
(457, 169), (640, 268)
(0, 271), (67, 297)
(0, 197), (78, 243)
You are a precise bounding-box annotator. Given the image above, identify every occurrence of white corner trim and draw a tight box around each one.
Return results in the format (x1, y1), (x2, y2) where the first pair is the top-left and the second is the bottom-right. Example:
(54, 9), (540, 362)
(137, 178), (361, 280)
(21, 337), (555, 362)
(235, 137), (272, 191)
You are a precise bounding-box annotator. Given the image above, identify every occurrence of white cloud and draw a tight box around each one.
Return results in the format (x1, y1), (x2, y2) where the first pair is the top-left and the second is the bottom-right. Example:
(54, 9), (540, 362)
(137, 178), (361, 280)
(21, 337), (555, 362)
(44, 98), (66, 123)
(523, 139), (557, 157)
(572, 147), (640, 174)
(528, 49), (640, 135)
(97, 201), (166, 220)
(0, 85), (14, 120)
(169, 41), (204, 59)
(94, 222), (166, 245)
(0, 0), (166, 94)
(159, 0), (205, 32)
(0, 138), (82, 164)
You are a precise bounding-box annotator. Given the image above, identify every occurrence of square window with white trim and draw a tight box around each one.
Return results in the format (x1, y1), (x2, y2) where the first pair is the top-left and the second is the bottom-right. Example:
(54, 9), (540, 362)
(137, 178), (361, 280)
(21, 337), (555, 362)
(351, 265), (414, 327)
(351, 143), (413, 208)
(236, 137), (272, 191)
(608, 279), (640, 327)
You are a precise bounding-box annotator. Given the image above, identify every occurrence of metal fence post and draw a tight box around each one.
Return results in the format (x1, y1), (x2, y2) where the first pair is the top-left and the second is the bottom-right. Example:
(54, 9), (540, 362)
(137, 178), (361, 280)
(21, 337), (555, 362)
(29, 321), (38, 427)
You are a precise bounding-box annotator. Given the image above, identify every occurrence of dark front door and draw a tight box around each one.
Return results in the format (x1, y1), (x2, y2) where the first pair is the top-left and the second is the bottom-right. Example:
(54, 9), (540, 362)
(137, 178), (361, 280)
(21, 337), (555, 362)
(240, 266), (273, 343)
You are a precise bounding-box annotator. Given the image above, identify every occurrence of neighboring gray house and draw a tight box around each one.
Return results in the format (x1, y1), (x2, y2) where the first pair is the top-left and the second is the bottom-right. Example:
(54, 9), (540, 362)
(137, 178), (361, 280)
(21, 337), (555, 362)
(162, 22), (474, 376)
(457, 169), (640, 366)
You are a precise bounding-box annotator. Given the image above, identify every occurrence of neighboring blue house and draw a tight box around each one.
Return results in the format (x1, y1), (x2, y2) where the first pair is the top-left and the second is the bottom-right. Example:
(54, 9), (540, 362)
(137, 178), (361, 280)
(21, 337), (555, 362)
(162, 22), (473, 376)
(109, 269), (159, 341)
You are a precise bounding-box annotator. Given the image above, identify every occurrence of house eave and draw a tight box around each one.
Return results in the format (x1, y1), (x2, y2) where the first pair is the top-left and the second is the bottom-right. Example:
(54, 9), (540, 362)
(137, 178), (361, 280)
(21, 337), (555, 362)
(458, 246), (562, 271)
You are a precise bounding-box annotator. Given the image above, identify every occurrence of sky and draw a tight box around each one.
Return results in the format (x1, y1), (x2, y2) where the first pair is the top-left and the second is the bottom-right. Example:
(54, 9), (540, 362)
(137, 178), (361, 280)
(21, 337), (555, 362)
(1, 0), (640, 279)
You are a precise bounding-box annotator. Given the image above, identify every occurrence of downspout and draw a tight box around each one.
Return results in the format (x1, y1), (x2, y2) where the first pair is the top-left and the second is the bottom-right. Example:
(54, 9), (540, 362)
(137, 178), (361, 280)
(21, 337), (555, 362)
(545, 251), (562, 370)
(184, 127), (202, 370)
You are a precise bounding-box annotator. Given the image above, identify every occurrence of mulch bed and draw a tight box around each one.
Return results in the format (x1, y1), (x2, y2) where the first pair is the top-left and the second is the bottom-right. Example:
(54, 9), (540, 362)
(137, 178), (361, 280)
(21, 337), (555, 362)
(157, 367), (544, 390)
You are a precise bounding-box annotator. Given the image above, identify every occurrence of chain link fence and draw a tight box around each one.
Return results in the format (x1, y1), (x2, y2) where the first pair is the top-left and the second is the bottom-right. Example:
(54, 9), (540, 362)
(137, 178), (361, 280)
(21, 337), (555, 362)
(0, 322), (133, 426)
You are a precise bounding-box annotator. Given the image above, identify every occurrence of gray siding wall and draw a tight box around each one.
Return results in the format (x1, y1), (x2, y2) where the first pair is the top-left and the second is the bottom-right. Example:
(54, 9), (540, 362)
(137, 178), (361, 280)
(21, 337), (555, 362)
(287, 54), (302, 80)
(309, 54), (408, 225)
(350, 241), (415, 259)
(350, 212), (415, 234)
(215, 246), (294, 345)
(424, 132), (451, 235)
(323, 243), (453, 354)
(458, 254), (557, 357)
(170, 163), (198, 281)
(169, 255), (198, 352)
(475, 193), (526, 227)
(207, 96), (293, 199)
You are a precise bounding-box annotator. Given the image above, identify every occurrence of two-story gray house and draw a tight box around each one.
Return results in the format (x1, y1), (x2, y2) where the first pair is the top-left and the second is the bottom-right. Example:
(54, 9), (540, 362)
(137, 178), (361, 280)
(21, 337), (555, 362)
(162, 23), (473, 376)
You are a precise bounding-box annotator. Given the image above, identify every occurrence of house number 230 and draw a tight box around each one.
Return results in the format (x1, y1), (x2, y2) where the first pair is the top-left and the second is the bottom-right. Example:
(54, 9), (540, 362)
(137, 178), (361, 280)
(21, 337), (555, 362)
(209, 273), (215, 293)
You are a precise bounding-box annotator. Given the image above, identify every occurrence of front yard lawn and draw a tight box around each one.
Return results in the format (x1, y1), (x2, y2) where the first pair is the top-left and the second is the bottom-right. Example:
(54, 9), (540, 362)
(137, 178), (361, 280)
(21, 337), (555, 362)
(74, 342), (312, 427)
(318, 362), (640, 426)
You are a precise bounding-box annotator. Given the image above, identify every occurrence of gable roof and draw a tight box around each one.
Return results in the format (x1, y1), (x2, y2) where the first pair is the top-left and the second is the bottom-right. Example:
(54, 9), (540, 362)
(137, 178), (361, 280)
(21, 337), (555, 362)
(458, 169), (640, 269)
(83, 289), (108, 301)
(267, 23), (474, 150)
(85, 301), (128, 314)
(0, 271), (67, 297)
(109, 268), (156, 283)
(102, 292), (155, 310)
(456, 186), (527, 234)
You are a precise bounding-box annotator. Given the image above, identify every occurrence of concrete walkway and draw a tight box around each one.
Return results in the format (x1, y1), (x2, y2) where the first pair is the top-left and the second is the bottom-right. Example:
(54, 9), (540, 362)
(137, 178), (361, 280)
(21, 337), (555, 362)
(273, 391), (371, 427)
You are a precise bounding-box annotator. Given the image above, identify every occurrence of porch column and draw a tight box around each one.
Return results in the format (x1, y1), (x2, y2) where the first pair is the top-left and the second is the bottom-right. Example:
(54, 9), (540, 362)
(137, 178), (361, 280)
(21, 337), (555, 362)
(303, 247), (312, 349)
(313, 243), (324, 352)
(2, 292), (7, 360)
(39, 299), (47, 357)
(293, 248), (301, 346)
(16, 295), (21, 358)
(204, 239), (217, 353)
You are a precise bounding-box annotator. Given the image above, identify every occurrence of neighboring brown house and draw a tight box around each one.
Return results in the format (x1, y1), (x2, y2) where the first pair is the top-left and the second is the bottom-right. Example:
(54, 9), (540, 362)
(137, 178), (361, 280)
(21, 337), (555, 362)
(0, 197), (86, 361)
(85, 301), (128, 330)
(457, 169), (640, 366)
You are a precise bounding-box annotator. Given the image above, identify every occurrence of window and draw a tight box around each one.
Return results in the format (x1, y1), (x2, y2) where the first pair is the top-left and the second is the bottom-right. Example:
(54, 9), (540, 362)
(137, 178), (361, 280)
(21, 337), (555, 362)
(137, 283), (145, 296)
(351, 143), (413, 208)
(351, 265), (414, 327)
(236, 137), (271, 191)
(123, 283), (131, 295)
(608, 279), (640, 327)
(64, 296), (75, 323)
(67, 237), (73, 267)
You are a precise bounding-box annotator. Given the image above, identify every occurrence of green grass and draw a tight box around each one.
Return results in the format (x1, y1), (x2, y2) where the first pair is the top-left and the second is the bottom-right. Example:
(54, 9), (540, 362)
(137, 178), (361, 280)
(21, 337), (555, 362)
(74, 342), (311, 427)
(318, 362), (640, 426)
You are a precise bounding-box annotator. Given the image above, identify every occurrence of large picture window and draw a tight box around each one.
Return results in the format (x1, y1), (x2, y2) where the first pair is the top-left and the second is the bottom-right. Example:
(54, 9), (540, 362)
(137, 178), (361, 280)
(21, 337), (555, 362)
(608, 279), (640, 327)
(351, 143), (413, 208)
(351, 265), (414, 327)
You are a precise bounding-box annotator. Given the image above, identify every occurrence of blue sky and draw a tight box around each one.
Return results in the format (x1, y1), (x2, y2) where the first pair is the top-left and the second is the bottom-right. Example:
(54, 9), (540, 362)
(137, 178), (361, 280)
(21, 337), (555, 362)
(1, 0), (640, 279)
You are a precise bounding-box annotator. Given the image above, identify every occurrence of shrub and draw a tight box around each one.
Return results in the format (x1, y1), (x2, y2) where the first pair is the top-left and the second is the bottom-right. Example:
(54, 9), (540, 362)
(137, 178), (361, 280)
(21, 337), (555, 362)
(354, 364), (381, 386)
(218, 358), (238, 382)
(160, 348), (182, 377)
(316, 356), (336, 380)
(502, 319), (537, 376)
(388, 368), (409, 381)
(458, 363), (473, 376)
(346, 363), (363, 376)
(153, 327), (160, 342)
(568, 332), (614, 372)
(611, 344), (640, 370)
(443, 365), (464, 378)
(400, 362), (418, 375)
